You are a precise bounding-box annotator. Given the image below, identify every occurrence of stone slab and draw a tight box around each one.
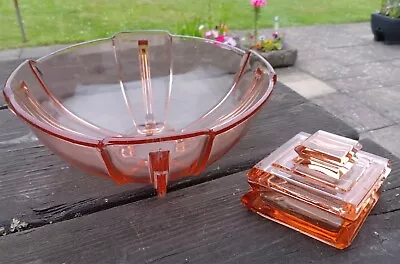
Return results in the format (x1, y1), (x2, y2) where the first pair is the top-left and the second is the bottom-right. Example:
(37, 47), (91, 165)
(368, 43), (400, 60)
(285, 41), (400, 68)
(275, 69), (311, 83)
(0, 48), (20, 61)
(296, 59), (363, 81)
(353, 85), (400, 123)
(283, 23), (373, 50)
(19, 44), (70, 60)
(328, 75), (389, 93)
(312, 92), (394, 133)
(350, 60), (400, 87)
(236, 23), (372, 55)
(281, 75), (336, 99)
(274, 65), (307, 76)
(391, 59), (400, 67)
(361, 125), (400, 158)
(297, 48), (332, 61)
(325, 45), (396, 66)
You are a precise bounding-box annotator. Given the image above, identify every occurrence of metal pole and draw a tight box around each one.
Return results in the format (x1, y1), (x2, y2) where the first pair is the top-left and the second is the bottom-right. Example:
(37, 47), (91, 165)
(13, 0), (27, 42)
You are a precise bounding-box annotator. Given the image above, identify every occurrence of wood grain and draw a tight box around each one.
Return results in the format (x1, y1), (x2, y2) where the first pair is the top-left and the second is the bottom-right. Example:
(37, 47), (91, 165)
(0, 83), (358, 234)
(0, 139), (398, 264)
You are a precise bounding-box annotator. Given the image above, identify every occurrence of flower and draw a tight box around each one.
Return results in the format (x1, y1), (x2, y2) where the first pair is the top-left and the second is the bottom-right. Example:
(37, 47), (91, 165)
(198, 24), (205, 31)
(200, 23), (237, 47)
(250, 0), (266, 8)
(220, 24), (229, 33)
(216, 35), (225, 43)
(255, 42), (262, 49)
(250, 0), (266, 45)
(206, 30), (219, 39)
(249, 34), (255, 39)
(211, 30), (219, 38)
(225, 36), (237, 46)
(272, 32), (278, 39)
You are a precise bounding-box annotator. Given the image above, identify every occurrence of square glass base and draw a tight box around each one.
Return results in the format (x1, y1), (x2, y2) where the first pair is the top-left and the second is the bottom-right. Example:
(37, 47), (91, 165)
(241, 188), (379, 249)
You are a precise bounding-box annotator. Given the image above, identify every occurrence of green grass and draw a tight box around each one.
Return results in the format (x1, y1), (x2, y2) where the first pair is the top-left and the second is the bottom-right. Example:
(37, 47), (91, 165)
(0, 0), (379, 50)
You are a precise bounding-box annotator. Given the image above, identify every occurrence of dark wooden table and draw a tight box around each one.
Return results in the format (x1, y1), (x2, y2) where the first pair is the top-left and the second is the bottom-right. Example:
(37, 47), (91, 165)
(0, 82), (399, 264)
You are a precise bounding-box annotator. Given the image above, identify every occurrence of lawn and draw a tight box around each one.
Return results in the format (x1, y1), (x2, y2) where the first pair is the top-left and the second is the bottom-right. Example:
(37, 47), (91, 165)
(0, 0), (378, 50)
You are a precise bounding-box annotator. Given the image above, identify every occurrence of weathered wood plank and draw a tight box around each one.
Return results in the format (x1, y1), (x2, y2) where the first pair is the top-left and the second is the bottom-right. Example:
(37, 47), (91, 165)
(0, 83), (358, 233)
(0, 139), (398, 264)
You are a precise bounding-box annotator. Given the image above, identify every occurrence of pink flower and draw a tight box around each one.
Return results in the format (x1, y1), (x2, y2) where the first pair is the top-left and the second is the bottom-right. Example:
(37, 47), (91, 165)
(225, 36), (237, 47)
(272, 32), (278, 39)
(211, 30), (219, 38)
(250, 0), (266, 8)
(216, 35), (225, 43)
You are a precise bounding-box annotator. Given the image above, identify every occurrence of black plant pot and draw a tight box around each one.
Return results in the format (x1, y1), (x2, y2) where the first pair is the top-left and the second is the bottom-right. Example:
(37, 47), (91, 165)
(371, 12), (400, 45)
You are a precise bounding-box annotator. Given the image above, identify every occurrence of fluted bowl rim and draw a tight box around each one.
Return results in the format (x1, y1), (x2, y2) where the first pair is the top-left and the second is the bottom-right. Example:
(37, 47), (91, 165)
(3, 30), (276, 148)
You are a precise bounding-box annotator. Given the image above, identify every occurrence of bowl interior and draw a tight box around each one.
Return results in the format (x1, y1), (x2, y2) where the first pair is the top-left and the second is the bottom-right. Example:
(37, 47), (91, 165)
(5, 31), (275, 141)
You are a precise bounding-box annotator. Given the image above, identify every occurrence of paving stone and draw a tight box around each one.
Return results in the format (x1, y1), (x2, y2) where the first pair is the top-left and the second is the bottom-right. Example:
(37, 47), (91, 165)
(341, 22), (375, 37)
(312, 92), (394, 133)
(297, 48), (332, 61)
(328, 75), (388, 93)
(19, 46), (54, 60)
(298, 43), (400, 67)
(242, 24), (371, 52)
(361, 125), (400, 158)
(391, 59), (400, 67)
(353, 86), (400, 123)
(347, 60), (400, 87)
(275, 68), (310, 83)
(282, 28), (324, 51)
(19, 44), (70, 60)
(284, 23), (372, 49)
(0, 49), (20, 61)
(238, 23), (373, 53)
(310, 32), (371, 49)
(328, 60), (400, 92)
(296, 59), (363, 80)
(325, 45), (394, 66)
(368, 43), (400, 60)
(283, 76), (336, 99)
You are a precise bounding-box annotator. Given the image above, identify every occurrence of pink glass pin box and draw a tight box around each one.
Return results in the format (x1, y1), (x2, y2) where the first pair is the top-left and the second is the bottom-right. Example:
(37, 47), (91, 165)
(242, 130), (391, 249)
(3, 31), (276, 197)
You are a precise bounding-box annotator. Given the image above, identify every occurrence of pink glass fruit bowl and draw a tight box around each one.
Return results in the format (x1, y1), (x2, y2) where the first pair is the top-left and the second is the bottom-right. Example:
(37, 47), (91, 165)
(3, 31), (276, 196)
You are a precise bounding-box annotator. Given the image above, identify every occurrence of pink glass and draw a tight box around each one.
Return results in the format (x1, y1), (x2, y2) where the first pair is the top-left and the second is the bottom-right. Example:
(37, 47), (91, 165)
(3, 31), (276, 197)
(242, 130), (391, 249)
